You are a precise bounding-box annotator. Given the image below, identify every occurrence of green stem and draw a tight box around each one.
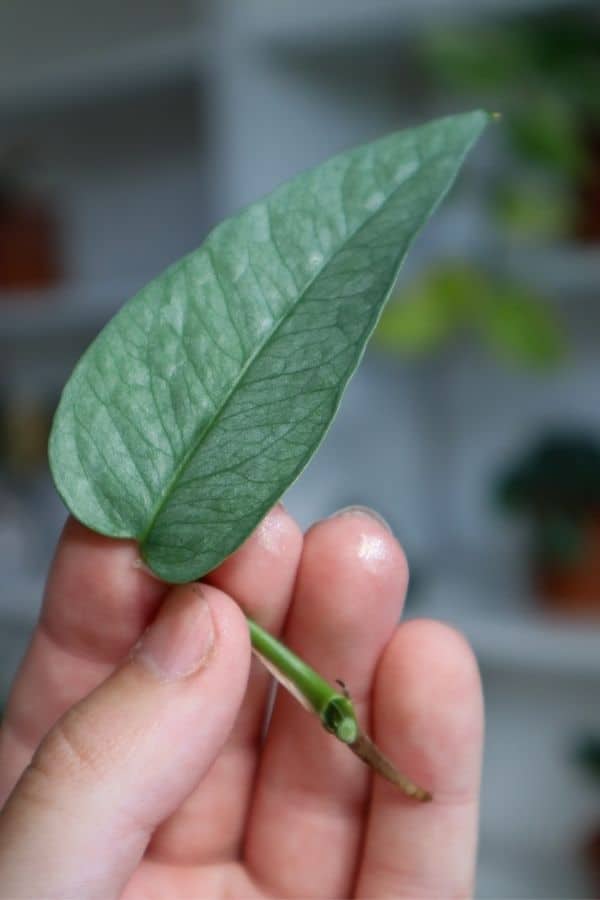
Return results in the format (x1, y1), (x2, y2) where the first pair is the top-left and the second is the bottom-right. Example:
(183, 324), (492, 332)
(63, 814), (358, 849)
(247, 618), (338, 718)
(247, 616), (431, 802)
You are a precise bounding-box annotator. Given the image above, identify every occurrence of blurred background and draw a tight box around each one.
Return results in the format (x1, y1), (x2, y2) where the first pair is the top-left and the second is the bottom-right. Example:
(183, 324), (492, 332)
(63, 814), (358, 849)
(1, 1), (599, 895)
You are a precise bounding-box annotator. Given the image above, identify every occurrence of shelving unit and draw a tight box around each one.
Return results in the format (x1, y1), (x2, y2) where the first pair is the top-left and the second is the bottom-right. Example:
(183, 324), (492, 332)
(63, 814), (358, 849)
(0, 4), (216, 625)
(0, 4), (214, 359)
(416, 573), (600, 678)
(0, 30), (208, 114)
(505, 243), (600, 301)
(241, 0), (571, 49)
(0, 283), (134, 342)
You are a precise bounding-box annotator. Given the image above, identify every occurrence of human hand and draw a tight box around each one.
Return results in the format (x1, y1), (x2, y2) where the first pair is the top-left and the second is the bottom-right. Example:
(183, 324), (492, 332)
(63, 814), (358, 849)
(0, 506), (483, 898)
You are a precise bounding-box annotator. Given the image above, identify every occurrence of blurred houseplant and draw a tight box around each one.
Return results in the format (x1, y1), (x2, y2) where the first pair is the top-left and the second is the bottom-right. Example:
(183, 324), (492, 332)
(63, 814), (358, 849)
(496, 431), (600, 618)
(375, 261), (564, 367)
(574, 734), (600, 894)
(0, 143), (61, 292)
(420, 9), (600, 241)
(373, 261), (564, 611)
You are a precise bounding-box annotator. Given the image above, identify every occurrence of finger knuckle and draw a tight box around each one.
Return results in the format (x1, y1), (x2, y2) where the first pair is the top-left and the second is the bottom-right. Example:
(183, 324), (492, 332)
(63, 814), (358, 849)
(31, 707), (103, 786)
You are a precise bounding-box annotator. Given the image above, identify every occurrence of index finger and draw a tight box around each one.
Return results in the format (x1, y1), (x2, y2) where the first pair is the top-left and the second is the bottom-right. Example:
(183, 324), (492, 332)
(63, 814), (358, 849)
(355, 619), (483, 898)
(0, 517), (167, 801)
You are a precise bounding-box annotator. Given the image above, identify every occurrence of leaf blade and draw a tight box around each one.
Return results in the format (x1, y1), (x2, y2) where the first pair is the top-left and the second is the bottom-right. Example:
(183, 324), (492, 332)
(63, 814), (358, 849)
(50, 110), (488, 581)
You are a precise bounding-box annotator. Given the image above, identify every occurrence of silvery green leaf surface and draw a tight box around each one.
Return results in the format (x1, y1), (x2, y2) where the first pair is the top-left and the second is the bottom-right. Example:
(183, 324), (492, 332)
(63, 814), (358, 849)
(49, 110), (488, 582)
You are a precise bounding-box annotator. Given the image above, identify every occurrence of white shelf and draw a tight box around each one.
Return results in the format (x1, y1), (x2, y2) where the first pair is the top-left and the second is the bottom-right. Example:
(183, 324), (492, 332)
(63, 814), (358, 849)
(243, 0), (576, 50)
(0, 30), (209, 114)
(415, 573), (600, 678)
(0, 575), (42, 699)
(505, 243), (600, 300)
(0, 281), (137, 342)
(0, 574), (44, 623)
(0, 616), (34, 702)
(476, 831), (593, 899)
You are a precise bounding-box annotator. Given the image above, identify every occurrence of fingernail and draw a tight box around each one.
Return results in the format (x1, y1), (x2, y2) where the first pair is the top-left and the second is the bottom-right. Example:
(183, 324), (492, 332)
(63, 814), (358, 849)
(329, 505), (392, 533)
(134, 586), (215, 681)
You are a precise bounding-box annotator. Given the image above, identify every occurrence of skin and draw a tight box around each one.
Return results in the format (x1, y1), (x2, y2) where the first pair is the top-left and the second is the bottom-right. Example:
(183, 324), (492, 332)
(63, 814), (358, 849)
(0, 505), (483, 899)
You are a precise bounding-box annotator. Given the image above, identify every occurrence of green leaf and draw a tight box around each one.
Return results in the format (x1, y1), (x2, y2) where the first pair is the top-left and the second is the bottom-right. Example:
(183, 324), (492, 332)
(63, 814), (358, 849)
(376, 261), (565, 369)
(49, 110), (488, 582)
(477, 283), (565, 368)
(375, 264), (485, 355)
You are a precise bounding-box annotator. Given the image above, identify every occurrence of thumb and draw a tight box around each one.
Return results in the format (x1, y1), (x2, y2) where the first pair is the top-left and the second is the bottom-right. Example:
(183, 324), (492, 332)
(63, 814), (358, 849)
(0, 583), (251, 899)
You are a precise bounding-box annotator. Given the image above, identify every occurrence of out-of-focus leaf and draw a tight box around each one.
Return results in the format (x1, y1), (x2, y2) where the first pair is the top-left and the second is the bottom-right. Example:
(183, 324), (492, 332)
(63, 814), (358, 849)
(509, 102), (586, 176)
(533, 513), (583, 565)
(420, 29), (531, 92)
(574, 735), (600, 782)
(376, 264), (484, 353)
(374, 283), (455, 355)
(49, 111), (488, 582)
(478, 285), (565, 368)
(376, 262), (565, 368)
(493, 181), (574, 240)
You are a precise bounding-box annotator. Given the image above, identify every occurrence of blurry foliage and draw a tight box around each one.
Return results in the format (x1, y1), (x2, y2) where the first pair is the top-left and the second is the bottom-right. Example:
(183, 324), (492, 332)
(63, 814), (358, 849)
(420, 9), (600, 238)
(498, 432), (600, 514)
(575, 734), (600, 783)
(375, 262), (564, 368)
(492, 178), (575, 241)
(0, 142), (32, 200)
(495, 431), (600, 564)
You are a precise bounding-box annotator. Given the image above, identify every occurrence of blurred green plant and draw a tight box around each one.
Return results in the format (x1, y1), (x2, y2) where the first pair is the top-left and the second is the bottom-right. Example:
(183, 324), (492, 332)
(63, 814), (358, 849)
(495, 431), (600, 564)
(375, 262), (565, 368)
(420, 10), (600, 239)
(575, 734), (600, 783)
(492, 178), (575, 241)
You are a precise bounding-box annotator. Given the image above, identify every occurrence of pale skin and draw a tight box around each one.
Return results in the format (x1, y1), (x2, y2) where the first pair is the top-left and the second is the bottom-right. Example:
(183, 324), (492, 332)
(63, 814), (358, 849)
(0, 505), (483, 898)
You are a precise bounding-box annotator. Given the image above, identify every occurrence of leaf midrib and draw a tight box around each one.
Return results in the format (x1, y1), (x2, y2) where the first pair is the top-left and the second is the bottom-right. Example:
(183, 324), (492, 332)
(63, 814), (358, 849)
(139, 158), (422, 548)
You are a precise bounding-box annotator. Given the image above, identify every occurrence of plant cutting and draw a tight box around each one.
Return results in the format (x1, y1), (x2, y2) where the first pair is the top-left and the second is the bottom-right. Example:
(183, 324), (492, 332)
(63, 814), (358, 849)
(49, 110), (488, 801)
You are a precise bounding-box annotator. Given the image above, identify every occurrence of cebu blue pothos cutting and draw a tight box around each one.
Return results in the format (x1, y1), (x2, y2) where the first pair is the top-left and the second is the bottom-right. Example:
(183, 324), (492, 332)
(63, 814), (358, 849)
(49, 110), (489, 800)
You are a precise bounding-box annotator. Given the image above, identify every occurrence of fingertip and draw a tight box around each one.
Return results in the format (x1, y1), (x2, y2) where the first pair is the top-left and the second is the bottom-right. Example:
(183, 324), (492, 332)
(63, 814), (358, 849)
(379, 618), (481, 694)
(194, 583), (252, 673)
(253, 503), (304, 559)
(141, 581), (252, 682)
(357, 620), (482, 899)
(308, 508), (409, 581)
(374, 619), (483, 800)
(53, 517), (144, 581)
(206, 504), (303, 628)
(299, 510), (409, 637)
(213, 503), (303, 577)
(42, 517), (167, 662)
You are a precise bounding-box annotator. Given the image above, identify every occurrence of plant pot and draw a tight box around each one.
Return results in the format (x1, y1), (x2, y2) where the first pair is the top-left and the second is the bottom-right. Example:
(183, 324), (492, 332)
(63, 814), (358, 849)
(583, 825), (600, 898)
(534, 514), (600, 618)
(575, 125), (600, 243)
(0, 196), (61, 292)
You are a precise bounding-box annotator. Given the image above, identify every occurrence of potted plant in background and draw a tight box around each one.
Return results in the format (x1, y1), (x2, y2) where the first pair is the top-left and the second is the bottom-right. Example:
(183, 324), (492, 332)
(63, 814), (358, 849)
(0, 143), (61, 294)
(420, 8), (600, 243)
(574, 733), (600, 895)
(496, 431), (600, 618)
(371, 261), (565, 613)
